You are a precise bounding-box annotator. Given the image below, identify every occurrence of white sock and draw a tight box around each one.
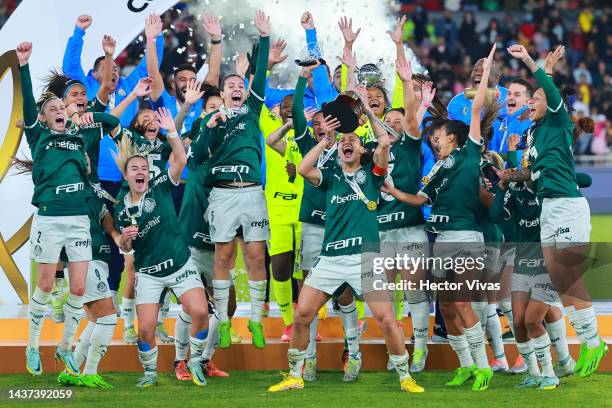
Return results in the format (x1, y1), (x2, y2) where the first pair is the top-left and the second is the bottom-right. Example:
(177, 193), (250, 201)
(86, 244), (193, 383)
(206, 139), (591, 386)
(464, 322), (489, 369)
(188, 330), (208, 365)
(448, 334), (474, 368)
(408, 298), (429, 351)
(486, 304), (507, 363)
(288, 348), (306, 378)
(202, 313), (220, 361)
(110, 290), (119, 316)
(545, 316), (571, 364)
(157, 291), (171, 325)
(74, 321), (95, 368)
(138, 345), (158, 376)
(248, 280), (266, 323)
(339, 300), (359, 354)
(471, 301), (488, 328)
(122, 297), (136, 328)
(531, 333), (555, 377)
(28, 287), (51, 349)
(61, 293), (84, 350)
(498, 299), (514, 337)
(567, 306), (600, 348)
(306, 315), (318, 359)
(389, 352), (411, 381)
(516, 341), (540, 376)
(212, 280), (231, 322)
(174, 310), (192, 361)
(83, 313), (117, 375)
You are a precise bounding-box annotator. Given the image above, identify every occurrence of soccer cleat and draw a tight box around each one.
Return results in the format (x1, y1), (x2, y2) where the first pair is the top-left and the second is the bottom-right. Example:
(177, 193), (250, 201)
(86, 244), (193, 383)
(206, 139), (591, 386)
(188, 361), (207, 386)
(574, 342), (587, 373)
(490, 358), (509, 373)
(55, 347), (79, 376)
(79, 374), (113, 389)
(445, 365), (476, 386)
(57, 370), (81, 386)
(203, 360), (229, 377)
(174, 359), (192, 381)
(155, 322), (174, 343)
(343, 352), (362, 382)
(123, 326), (138, 344)
(510, 355), (528, 374)
(281, 325), (292, 343)
(472, 367), (493, 391)
(26, 347), (42, 376)
(539, 376), (560, 390)
(248, 320), (266, 349)
(579, 340), (609, 378)
(218, 321), (232, 348)
(357, 319), (367, 340)
(303, 357), (317, 382)
(515, 374), (541, 388)
(136, 374), (158, 388)
(400, 376), (425, 393)
(410, 348), (428, 373)
(268, 375), (304, 392)
(230, 327), (243, 344)
(553, 357), (576, 378)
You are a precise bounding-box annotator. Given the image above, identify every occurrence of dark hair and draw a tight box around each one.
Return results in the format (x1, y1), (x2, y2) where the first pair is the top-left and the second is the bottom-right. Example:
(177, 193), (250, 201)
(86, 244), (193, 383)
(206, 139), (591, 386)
(220, 74), (244, 90)
(510, 78), (534, 97)
(202, 82), (221, 104)
(174, 63), (198, 76)
(93, 56), (106, 72)
(386, 107), (405, 116)
(43, 69), (85, 99)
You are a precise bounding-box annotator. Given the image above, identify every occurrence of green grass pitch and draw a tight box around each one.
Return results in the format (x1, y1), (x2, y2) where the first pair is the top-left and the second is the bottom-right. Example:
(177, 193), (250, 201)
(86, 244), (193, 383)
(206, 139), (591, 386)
(0, 371), (610, 408)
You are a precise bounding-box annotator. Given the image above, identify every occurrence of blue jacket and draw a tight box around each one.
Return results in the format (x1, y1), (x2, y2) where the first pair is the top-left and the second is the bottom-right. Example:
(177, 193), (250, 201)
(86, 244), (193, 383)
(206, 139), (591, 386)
(488, 105), (532, 154)
(447, 84), (508, 125)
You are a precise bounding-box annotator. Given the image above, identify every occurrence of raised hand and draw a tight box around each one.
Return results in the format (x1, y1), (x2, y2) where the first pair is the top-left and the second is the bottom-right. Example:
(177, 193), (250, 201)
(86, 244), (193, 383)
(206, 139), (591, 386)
(482, 43), (496, 76)
(304, 107), (318, 122)
(102, 35), (116, 56)
(184, 80), (204, 105)
(337, 47), (357, 69)
(338, 16), (361, 46)
(396, 55), (412, 82)
(76, 15), (93, 30)
(79, 112), (95, 126)
(544, 45), (565, 74)
(421, 81), (436, 105)
(15, 42), (32, 66)
(300, 60), (320, 77)
(321, 114), (341, 136)
(155, 107), (177, 133)
(508, 134), (520, 152)
(301, 11), (315, 30)
(268, 38), (288, 69)
(354, 84), (368, 103)
(145, 13), (163, 40)
(254, 10), (270, 37)
(202, 14), (222, 41)
(506, 44), (530, 62)
(133, 77), (153, 97)
(387, 15), (407, 45)
(235, 52), (249, 78)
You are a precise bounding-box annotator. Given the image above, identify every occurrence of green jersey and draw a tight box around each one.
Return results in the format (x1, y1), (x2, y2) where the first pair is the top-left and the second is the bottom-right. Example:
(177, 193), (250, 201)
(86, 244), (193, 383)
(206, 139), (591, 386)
(419, 136), (483, 233)
(317, 164), (385, 256)
(87, 95), (108, 114)
(203, 36), (270, 186)
(478, 159), (503, 244)
(114, 172), (190, 277)
(528, 69), (581, 199)
(377, 133), (424, 231)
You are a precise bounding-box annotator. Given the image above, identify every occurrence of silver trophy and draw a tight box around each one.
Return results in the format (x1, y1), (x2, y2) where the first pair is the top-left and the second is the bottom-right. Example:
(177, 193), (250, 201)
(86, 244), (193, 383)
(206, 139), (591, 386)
(294, 42), (326, 67)
(355, 59), (384, 87)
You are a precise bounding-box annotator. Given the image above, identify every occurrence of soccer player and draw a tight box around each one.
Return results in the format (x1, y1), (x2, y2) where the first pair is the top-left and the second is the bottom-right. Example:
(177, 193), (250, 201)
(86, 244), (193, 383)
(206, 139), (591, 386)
(201, 10), (271, 349)
(114, 107), (210, 387)
(503, 44), (608, 377)
(385, 46), (498, 391)
(17, 42), (120, 377)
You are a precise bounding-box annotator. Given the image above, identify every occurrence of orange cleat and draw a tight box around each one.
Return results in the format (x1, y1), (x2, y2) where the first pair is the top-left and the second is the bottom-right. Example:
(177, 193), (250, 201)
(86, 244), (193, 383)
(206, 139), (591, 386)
(174, 359), (192, 381)
(281, 325), (293, 343)
(203, 360), (230, 377)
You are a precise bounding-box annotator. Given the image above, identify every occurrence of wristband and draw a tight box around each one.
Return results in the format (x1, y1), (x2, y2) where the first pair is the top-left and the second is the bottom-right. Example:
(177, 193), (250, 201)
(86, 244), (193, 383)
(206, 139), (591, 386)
(372, 164), (387, 177)
(146, 37), (156, 43)
(167, 131), (179, 139)
(211, 39), (221, 45)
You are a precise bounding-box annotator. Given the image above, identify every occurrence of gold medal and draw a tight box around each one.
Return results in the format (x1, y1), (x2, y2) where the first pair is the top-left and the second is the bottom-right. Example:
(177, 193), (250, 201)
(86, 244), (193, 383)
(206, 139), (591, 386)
(366, 200), (377, 211)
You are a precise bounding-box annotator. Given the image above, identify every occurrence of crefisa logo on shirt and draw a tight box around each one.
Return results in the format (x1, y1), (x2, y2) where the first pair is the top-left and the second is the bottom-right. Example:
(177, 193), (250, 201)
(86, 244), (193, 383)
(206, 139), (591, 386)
(143, 198), (156, 213)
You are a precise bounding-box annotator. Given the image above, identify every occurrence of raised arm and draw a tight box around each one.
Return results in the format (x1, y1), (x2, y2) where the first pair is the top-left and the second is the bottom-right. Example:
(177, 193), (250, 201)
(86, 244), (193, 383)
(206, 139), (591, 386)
(156, 108), (186, 183)
(16, 43), (38, 131)
(416, 81), (436, 126)
(175, 80), (204, 133)
(144, 13), (165, 101)
(110, 77), (152, 118)
(249, 10), (271, 104)
(293, 63), (319, 138)
(61, 15), (91, 85)
(125, 16), (164, 91)
(470, 44), (496, 144)
(396, 55), (420, 137)
(337, 48), (357, 92)
(96, 35), (116, 105)
(265, 120), (292, 156)
(202, 14), (222, 87)
(388, 15), (408, 108)
(338, 16), (361, 53)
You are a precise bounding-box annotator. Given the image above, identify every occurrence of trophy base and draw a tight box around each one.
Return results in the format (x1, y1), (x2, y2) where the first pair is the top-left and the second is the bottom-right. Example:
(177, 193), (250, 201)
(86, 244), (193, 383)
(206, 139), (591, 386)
(294, 58), (326, 67)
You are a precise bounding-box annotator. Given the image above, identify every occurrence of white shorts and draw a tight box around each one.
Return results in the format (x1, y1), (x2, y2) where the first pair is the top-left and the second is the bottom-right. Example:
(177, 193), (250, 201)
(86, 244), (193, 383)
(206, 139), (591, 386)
(500, 245), (516, 268)
(379, 225), (430, 261)
(305, 253), (383, 297)
(134, 257), (204, 305)
(299, 223), (325, 271)
(511, 273), (562, 307)
(432, 230), (485, 278)
(206, 186), (270, 243)
(29, 213), (91, 263)
(540, 197), (591, 248)
(83, 260), (111, 304)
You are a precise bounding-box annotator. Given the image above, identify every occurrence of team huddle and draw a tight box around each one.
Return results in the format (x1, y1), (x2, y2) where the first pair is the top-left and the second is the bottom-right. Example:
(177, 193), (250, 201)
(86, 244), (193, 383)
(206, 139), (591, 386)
(15, 8), (608, 394)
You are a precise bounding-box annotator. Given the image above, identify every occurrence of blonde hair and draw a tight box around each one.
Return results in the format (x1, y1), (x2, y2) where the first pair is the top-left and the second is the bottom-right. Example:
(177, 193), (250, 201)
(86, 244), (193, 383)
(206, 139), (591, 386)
(114, 135), (147, 174)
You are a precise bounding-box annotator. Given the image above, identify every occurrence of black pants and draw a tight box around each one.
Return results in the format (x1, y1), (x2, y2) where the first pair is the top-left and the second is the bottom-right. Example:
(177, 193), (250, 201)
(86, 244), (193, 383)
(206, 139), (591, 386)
(100, 180), (124, 292)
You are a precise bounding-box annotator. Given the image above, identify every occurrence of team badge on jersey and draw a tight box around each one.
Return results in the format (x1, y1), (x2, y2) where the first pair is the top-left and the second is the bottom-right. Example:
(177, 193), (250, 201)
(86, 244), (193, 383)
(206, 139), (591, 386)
(97, 281), (107, 294)
(443, 156), (455, 169)
(34, 245), (42, 256)
(143, 198), (156, 213)
(355, 169), (367, 185)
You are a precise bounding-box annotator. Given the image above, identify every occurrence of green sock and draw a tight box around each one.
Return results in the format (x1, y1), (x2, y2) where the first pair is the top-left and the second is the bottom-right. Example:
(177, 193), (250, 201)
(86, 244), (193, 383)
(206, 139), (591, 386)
(356, 300), (365, 321)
